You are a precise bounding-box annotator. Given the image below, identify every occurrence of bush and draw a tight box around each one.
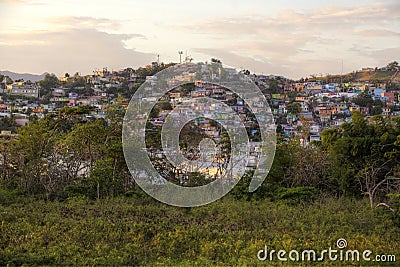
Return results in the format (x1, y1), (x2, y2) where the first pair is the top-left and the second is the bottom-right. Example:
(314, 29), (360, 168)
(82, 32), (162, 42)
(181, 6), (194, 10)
(0, 196), (398, 266)
(0, 188), (19, 205)
(276, 186), (319, 204)
(387, 194), (400, 227)
(65, 185), (95, 199)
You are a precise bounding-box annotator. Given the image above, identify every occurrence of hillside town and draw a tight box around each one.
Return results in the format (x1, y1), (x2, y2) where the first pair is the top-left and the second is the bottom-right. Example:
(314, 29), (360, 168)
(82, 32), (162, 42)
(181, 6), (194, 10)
(1, 60), (400, 148)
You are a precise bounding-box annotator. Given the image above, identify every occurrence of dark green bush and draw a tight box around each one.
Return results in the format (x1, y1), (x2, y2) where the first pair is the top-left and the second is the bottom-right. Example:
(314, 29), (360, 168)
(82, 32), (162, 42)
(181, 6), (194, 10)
(0, 188), (19, 205)
(276, 186), (319, 204)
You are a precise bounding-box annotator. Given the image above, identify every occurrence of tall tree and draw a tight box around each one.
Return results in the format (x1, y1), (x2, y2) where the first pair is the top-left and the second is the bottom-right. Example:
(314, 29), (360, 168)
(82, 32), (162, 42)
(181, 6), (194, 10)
(39, 73), (59, 90)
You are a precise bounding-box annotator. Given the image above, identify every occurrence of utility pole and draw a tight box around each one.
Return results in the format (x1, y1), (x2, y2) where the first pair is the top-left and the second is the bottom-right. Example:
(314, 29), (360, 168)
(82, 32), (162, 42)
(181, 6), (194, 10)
(1, 76), (6, 94)
(178, 51), (183, 64)
(2, 76), (7, 105)
(341, 60), (343, 91)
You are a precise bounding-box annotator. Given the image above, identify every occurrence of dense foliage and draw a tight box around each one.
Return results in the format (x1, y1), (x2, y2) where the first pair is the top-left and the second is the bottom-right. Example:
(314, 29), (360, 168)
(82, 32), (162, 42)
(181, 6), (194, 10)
(0, 102), (400, 265)
(1, 106), (400, 208)
(0, 196), (399, 266)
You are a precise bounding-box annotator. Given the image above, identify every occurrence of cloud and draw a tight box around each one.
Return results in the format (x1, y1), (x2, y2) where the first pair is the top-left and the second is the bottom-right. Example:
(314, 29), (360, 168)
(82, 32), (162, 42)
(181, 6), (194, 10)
(47, 16), (140, 33)
(193, 47), (348, 78)
(0, 28), (155, 75)
(352, 29), (400, 37)
(0, 0), (27, 3)
(188, 2), (400, 40)
(193, 48), (289, 75)
(0, 0), (44, 5)
(359, 47), (400, 66)
(185, 1), (400, 78)
(1, 1), (399, 79)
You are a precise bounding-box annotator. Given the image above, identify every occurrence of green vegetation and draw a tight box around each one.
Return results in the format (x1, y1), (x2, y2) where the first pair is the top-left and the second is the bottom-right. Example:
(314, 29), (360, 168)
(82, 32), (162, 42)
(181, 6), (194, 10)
(305, 61), (399, 84)
(0, 116), (17, 132)
(353, 70), (397, 83)
(39, 73), (59, 96)
(286, 102), (302, 115)
(0, 196), (399, 266)
(0, 100), (400, 265)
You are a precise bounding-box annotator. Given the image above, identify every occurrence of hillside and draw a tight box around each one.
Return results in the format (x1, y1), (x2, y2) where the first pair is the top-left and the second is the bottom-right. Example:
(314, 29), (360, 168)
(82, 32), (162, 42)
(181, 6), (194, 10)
(392, 70), (400, 83)
(354, 70), (397, 82)
(0, 71), (47, 82)
(307, 69), (399, 83)
(1, 196), (399, 266)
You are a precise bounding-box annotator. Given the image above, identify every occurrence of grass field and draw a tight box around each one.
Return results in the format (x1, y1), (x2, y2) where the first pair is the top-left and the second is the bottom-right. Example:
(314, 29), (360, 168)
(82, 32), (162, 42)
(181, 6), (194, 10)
(1, 196), (399, 266)
(354, 70), (396, 82)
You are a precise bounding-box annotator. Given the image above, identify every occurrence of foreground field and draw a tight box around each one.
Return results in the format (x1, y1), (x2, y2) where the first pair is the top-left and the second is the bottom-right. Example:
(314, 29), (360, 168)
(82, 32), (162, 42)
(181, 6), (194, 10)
(0, 196), (399, 266)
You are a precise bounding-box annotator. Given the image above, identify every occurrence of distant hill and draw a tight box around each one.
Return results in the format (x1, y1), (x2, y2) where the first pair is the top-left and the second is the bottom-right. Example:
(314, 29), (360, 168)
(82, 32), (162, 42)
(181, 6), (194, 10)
(390, 70), (400, 83)
(353, 69), (397, 82)
(0, 71), (48, 82)
(307, 69), (399, 83)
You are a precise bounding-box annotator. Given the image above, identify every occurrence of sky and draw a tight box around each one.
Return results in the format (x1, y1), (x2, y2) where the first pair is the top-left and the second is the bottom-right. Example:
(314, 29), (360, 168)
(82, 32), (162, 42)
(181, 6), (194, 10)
(0, 0), (399, 79)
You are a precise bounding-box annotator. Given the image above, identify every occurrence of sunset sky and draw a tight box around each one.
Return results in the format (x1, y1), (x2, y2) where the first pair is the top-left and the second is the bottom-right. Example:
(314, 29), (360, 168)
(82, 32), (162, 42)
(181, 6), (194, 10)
(0, 0), (399, 79)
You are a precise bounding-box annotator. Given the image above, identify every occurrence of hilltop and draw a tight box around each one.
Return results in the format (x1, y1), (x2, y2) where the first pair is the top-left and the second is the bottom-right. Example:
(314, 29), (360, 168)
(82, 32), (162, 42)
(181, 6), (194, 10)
(0, 70), (48, 82)
(306, 61), (399, 84)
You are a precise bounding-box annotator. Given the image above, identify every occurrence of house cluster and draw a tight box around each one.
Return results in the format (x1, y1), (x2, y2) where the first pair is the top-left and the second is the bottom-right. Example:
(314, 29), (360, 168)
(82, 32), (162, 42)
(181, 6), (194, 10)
(141, 70), (265, 172)
(1, 64), (399, 148)
(149, 81), (252, 129)
(0, 68), (139, 121)
(1, 80), (39, 98)
(263, 78), (400, 145)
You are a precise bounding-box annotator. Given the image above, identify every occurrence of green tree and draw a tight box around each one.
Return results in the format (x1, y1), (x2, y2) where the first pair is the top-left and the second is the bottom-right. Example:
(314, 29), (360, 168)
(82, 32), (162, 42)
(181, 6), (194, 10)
(370, 106), (383, 115)
(39, 73), (59, 92)
(11, 115), (68, 199)
(386, 61), (399, 70)
(0, 74), (12, 86)
(321, 112), (400, 202)
(353, 92), (373, 108)
(286, 102), (301, 114)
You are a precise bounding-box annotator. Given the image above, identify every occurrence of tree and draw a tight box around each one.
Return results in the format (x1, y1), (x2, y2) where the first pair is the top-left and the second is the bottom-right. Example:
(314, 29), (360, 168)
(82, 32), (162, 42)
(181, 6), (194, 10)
(61, 100), (131, 199)
(211, 58), (222, 64)
(353, 92), (373, 108)
(299, 114), (311, 142)
(0, 137), (18, 189)
(357, 162), (397, 208)
(386, 61), (399, 70)
(71, 73), (86, 88)
(10, 115), (68, 199)
(0, 117), (17, 132)
(240, 69), (250, 76)
(370, 106), (383, 116)
(286, 102), (301, 114)
(0, 74), (12, 86)
(321, 112), (400, 201)
(282, 139), (333, 191)
(39, 73), (59, 91)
